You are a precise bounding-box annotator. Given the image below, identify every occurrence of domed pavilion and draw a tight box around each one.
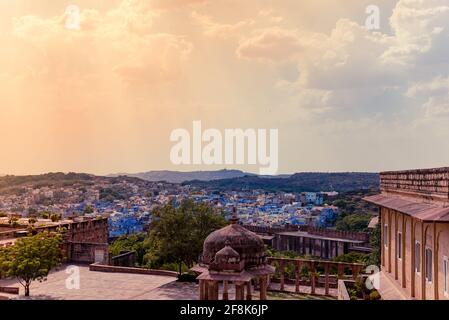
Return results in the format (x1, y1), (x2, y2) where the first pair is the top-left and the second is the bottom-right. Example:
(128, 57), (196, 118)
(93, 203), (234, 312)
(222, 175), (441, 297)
(191, 212), (275, 300)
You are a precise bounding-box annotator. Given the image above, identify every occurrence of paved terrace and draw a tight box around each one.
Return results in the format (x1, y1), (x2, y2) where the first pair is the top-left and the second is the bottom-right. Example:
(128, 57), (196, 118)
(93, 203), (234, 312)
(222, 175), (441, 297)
(0, 265), (196, 300)
(0, 264), (340, 300)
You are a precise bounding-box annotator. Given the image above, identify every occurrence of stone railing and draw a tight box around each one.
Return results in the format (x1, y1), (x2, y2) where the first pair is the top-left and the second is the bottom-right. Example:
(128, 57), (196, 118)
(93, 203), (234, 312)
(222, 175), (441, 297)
(89, 263), (178, 277)
(337, 279), (353, 300)
(267, 257), (364, 296)
(0, 287), (19, 295)
(110, 251), (137, 267)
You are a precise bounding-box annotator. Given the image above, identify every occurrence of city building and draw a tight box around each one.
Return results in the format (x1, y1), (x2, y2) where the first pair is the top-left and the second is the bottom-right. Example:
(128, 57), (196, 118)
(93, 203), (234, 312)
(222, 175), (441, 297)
(245, 225), (371, 259)
(365, 167), (449, 300)
(0, 216), (109, 264)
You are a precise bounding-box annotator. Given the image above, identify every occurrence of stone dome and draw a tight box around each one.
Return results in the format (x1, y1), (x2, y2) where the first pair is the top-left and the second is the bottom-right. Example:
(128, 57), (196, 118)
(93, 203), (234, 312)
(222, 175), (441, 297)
(202, 221), (267, 269)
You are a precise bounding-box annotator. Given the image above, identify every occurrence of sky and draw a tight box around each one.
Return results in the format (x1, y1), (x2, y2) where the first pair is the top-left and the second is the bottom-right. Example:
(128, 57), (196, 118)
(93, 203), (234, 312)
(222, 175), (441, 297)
(1, 0), (449, 175)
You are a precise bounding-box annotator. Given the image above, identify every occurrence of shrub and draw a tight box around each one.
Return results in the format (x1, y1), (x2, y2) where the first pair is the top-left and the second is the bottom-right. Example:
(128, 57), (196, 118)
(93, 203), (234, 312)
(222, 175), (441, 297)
(369, 290), (381, 300)
(50, 214), (61, 222)
(177, 273), (197, 282)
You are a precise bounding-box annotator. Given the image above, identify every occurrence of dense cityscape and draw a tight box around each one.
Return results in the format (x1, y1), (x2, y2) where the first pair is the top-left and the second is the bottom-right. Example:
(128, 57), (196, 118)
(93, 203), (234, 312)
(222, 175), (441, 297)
(0, 173), (369, 240)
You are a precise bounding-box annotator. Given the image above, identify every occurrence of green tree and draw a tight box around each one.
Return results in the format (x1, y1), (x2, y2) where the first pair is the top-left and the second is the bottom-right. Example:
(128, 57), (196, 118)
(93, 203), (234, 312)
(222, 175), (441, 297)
(83, 206), (94, 214)
(368, 222), (381, 266)
(28, 208), (38, 216)
(336, 214), (371, 232)
(109, 233), (149, 266)
(50, 214), (61, 222)
(333, 252), (369, 265)
(148, 200), (226, 275)
(39, 211), (51, 219)
(0, 232), (64, 296)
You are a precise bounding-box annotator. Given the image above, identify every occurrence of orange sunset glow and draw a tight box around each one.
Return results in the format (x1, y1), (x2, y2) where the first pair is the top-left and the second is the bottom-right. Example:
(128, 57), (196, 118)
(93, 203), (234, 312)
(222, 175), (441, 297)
(1, 0), (449, 175)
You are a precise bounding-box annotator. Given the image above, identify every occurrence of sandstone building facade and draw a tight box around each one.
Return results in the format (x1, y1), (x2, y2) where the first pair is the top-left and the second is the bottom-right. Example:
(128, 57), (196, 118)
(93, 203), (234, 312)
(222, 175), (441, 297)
(365, 167), (449, 300)
(0, 217), (109, 264)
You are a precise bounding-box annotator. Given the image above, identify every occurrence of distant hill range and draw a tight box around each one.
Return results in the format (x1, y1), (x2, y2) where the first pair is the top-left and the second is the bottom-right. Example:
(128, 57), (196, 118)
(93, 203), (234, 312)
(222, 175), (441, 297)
(108, 169), (267, 184)
(182, 172), (380, 193)
(0, 171), (380, 194)
(0, 172), (151, 192)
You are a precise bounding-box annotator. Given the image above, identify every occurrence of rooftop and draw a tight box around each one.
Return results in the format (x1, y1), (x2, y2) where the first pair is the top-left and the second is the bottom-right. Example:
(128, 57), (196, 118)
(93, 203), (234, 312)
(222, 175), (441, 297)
(364, 194), (449, 222)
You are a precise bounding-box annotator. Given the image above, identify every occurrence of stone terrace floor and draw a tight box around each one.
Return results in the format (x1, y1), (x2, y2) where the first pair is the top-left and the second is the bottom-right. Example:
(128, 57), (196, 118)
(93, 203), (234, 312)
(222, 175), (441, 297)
(0, 265), (336, 300)
(0, 265), (190, 300)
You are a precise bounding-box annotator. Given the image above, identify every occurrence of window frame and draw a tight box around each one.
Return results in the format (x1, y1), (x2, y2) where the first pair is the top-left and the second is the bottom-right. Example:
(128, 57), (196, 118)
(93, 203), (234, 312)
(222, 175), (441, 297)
(425, 247), (433, 283)
(444, 256), (448, 297)
(415, 241), (421, 274)
(397, 232), (402, 260)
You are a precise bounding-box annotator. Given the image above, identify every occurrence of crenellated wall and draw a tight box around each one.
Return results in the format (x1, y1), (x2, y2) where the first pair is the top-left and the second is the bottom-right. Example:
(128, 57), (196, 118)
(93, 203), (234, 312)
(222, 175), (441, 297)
(381, 167), (449, 202)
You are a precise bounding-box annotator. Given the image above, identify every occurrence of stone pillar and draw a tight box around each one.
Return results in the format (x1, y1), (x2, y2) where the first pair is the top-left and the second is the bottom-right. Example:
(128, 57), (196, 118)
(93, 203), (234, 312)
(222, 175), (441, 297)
(411, 218), (416, 298)
(295, 262), (301, 293)
(223, 280), (229, 300)
(246, 282), (252, 300)
(280, 260), (285, 291)
(337, 264), (344, 279)
(402, 215), (406, 289)
(421, 222), (426, 300)
(204, 280), (210, 300)
(310, 262), (316, 295)
(387, 210), (392, 273)
(394, 212), (398, 281)
(208, 281), (219, 300)
(199, 280), (205, 300)
(433, 222), (439, 300)
(324, 263), (330, 295)
(235, 282), (244, 300)
(259, 276), (268, 300)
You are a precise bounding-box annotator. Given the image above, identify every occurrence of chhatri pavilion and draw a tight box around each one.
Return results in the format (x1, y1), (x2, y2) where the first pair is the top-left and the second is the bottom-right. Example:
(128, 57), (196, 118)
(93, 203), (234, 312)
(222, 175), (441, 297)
(191, 213), (275, 300)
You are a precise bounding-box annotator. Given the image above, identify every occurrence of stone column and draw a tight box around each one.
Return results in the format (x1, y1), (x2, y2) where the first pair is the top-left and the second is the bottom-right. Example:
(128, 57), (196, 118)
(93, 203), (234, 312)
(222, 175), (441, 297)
(235, 282), (244, 300)
(310, 262), (316, 295)
(324, 263), (330, 295)
(208, 281), (219, 300)
(259, 276), (268, 300)
(411, 217), (416, 298)
(295, 262), (301, 293)
(387, 210), (392, 273)
(394, 211), (398, 281)
(201, 280), (209, 300)
(402, 215), (406, 288)
(246, 281), (252, 300)
(222, 280), (229, 300)
(433, 222), (439, 300)
(280, 260), (285, 291)
(421, 222), (426, 300)
(337, 264), (344, 280)
(199, 280), (205, 300)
